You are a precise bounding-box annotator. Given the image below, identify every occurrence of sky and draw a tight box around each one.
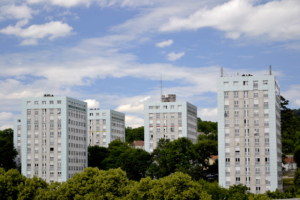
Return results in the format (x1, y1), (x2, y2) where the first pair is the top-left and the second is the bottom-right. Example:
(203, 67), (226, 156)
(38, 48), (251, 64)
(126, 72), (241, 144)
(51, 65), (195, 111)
(0, 0), (300, 129)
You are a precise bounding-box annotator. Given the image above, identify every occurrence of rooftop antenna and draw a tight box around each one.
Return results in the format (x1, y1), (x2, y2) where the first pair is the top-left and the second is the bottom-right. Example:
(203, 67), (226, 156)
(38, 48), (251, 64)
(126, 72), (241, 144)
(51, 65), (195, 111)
(269, 65), (272, 75)
(221, 67), (223, 77)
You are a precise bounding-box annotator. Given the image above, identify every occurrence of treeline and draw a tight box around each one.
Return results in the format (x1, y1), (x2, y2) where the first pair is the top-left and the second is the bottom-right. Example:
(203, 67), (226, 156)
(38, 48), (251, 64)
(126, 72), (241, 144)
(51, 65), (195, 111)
(1, 167), (300, 199)
(89, 137), (218, 181)
(0, 128), (18, 171)
(280, 97), (300, 167)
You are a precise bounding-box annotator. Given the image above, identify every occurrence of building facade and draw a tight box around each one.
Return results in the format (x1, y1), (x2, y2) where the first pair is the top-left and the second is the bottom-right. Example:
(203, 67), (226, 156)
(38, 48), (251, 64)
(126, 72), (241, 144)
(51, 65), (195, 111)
(218, 72), (282, 193)
(87, 109), (125, 147)
(14, 95), (88, 183)
(144, 94), (197, 152)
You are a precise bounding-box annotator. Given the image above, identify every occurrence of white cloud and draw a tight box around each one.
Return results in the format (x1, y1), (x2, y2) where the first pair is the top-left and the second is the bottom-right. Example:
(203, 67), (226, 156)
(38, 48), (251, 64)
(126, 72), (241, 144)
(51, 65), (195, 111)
(0, 112), (14, 121)
(167, 52), (185, 61)
(197, 108), (218, 122)
(0, 4), (37, 20)
(0, 21), (73, 45)
(160, 0), (300, 41)
(0, 124), (13, 130)
(115, 96), (150, 113)
(20, 39), (38, 45)
(125, 115), (144, 128)
(295, 99), (300, 106)
(84, 99), (100, 108)
(156, 39), (173, 48)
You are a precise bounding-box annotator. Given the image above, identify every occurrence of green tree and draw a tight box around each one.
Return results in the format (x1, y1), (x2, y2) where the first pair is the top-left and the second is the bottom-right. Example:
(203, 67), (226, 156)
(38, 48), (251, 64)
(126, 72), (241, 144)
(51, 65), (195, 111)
(17, 176), (48, 200)
(88, 145), (109, 170)
(294, 145), (300, 168)
(127, 172), (211, 200)
(227, 184), (249, 200)
(0, 168), (26, 200)
(125, 126), (144, 143)
(117, 148), (151, 181)
(147, 138), (199, 179)
(0, 129), (18, 171)
(195, 140), (218, 169)
(102, 139), (130, 170)
(294, 168), (300, 189)
(34, 182), (61, 200)
(56, 167), (133, 199)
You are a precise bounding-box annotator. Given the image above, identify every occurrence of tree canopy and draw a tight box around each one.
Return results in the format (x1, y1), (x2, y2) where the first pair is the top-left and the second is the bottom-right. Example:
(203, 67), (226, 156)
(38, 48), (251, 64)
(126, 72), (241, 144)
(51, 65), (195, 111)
(125, 126), (144, 143)
(0, 128), (18, 171)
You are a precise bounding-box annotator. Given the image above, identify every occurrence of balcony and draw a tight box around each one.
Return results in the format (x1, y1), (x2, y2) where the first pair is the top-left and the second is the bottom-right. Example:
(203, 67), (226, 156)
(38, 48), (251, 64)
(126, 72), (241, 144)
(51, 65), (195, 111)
(265, 142), (270, 146)
(225, 143), (230, 147)
(226, 181), (230, 185)
(226, 162), (230, 165)
(245, 143), (249, 146)
(246, 181), (250, 185)
(266, 161), (270, 165)
(235, 162), (240, 165)
(254, 114), (259, 117)
(264, 94), (268, 98)
(264, 103), (269, 107)
(236, 171), (240, 175)
(225, 133), (229, 137)
(246, 171), (250, 175)
(265, 133), (269, 136)
(234, 114), (239, 117)
(266, 180), (271, 185)
(235, 124), (239, 127)
(256, 191), (260, 194)
(264, 123), (269, 127)
(225, 124), (229, 127)
(235, 152), (240, 156)
(256, 181), (261, 185)
(226, 172), (230, 176)
(264, 114), (269, 117)
(255, 162), (260, 165)
(234, 105), (239, 108)
(226, 153), (230, 156)
(235, 133), (239, 137)
(224, 96), (229, 99)
(254, 123), (259, 127)
(224, 105), (229, 109)
(265, 152), (270, 155)
(253, 84), (258, 89)
(234, 95), (239, 98)
(236, 181), (240, 184)
(254, 104), (259, 108)
(255, 152), (260, 156)
(255, 171), (260, 175)
(245, 152), (250, 156)
(255, 142), (259, 146)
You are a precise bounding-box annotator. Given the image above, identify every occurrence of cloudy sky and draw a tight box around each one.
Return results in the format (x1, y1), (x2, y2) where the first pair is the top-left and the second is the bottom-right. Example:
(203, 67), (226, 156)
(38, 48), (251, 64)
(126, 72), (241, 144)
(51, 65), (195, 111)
(0, 0), (300, 130)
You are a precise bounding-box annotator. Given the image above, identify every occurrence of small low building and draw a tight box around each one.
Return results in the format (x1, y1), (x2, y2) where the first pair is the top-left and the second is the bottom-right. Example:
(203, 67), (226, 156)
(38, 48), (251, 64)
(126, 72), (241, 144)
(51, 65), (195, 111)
(283, 155), (297, 171)
(133, 141), (144, 150)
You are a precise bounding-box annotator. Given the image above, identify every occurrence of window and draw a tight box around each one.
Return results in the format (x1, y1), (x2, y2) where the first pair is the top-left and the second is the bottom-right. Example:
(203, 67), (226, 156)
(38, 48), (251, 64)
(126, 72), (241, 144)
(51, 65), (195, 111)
(178, 105), (182, 109)
(35, 109), (39, 115)
(244, 91), (248, 98)
(34, 101), (38, 105)
(233, 81), (238, 86)
(263, 80), (268, 85)
(27, 101), (31, 105)
(42, 101), (46, 104)
(149, 106), (153, 109)
(102, 113), (106, 116)
(224, 82), (229, 86)
(234, 91), (239, 98)
(50, 101), (54, 104)
(57, 100), (61, 104)
(170, 105), (174, 109)
(243, 81), (248, 85)
(96, 113), (99, 116)
(163, 105), (167, 109)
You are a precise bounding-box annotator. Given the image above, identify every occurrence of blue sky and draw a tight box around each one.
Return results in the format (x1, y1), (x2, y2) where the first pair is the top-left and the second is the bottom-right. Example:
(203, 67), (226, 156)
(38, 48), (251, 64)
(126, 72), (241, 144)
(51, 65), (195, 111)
(0, 0), (300, 129)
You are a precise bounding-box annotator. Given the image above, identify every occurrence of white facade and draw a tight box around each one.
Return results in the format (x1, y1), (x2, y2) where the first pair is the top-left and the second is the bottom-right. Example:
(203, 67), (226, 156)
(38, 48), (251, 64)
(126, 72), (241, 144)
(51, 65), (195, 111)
(87, 109), (125, 147)
(144, 97), (197, 153)
(13, 96), (88, 183)
(218, 74), (282, 193)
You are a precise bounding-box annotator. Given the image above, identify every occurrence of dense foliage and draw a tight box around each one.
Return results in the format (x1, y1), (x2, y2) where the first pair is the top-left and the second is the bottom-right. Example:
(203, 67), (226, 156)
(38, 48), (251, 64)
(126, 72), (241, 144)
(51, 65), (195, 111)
(1, 167), (300, 200)
(281, 96), (300, 155)
(125, 126), (144, 143)
(198, 118), (218, 134)
(0, 128), (18, 171)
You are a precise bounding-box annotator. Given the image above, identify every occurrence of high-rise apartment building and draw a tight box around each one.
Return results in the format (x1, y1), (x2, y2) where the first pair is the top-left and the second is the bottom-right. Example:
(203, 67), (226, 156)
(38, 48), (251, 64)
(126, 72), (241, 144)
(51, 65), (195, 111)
(144, 94), (197, 152)
(13, 95), (88, 183)
(87, 109), (125, 147)
(218, 69), (282, 193)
